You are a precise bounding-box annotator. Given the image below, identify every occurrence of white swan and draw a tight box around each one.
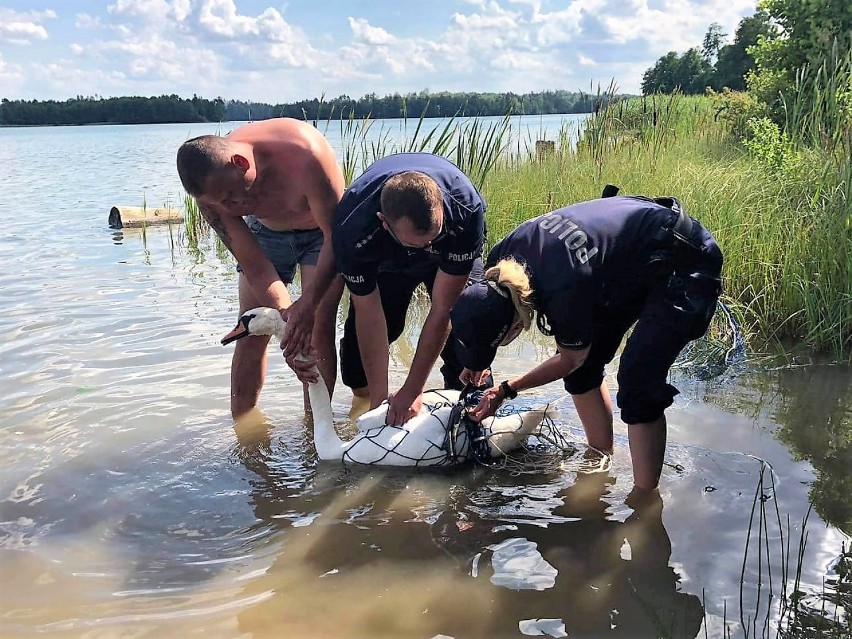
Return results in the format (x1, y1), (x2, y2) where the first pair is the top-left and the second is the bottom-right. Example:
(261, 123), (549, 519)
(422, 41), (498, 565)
(222, 307), (556, 466)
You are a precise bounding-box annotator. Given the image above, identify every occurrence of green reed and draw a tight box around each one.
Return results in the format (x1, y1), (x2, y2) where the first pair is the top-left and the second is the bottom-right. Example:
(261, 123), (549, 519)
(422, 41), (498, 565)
(482, 89), (850, 359)
(331, 104), (511, 191)
(182, 191), (231, 265)
(182, 191), (206, 250)
(727, 462), (850, 638)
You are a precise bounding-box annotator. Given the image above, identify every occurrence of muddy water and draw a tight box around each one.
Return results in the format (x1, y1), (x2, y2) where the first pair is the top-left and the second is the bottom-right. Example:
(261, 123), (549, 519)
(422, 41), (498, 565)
(0, 122), (849, 638)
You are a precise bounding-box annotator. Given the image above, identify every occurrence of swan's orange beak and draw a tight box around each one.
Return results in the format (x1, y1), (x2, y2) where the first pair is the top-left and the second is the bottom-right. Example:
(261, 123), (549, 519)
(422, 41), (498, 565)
(221, 320), (249, 345)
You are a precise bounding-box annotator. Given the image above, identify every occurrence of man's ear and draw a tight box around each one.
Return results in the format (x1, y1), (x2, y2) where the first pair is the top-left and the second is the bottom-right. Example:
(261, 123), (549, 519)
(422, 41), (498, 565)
(231, 154), (250, 172)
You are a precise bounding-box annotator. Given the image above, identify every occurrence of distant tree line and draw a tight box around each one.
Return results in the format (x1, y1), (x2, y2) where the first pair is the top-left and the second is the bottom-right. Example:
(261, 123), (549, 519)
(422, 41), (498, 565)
(225, 89), (600, 121)
(641, 10), (774, 94)
(0, 94), (226, 126)
(0, 89), (599, 127)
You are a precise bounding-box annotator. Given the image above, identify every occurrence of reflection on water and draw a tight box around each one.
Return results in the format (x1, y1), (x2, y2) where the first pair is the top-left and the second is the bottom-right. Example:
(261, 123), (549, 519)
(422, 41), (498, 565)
(0, 122), (849, 637)
(774, 364), (852, 532)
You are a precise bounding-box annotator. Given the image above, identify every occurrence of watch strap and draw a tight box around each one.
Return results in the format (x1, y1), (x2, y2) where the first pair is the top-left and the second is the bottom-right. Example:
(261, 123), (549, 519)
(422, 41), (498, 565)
(500, 380), (518, 400)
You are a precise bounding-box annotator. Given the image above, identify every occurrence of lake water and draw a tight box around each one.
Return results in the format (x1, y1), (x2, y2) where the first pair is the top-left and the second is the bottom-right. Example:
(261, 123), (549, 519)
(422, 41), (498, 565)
(0, 118), (849, 638)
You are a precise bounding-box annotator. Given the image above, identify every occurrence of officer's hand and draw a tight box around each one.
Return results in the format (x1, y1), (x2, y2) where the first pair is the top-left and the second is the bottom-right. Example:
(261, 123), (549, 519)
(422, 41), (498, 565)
(467, 385), (504, 422)
(386, 388), (423, 426)
(459, 367), (491, 387)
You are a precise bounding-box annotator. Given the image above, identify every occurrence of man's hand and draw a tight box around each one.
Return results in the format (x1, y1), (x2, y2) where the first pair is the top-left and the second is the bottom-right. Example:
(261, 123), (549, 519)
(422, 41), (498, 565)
(386, 388), (424, 426)
(279, 298), (314, 359)
(459, 367), (491, 387)
(467, 385), (505, 422)
(285, 345), (320, 384)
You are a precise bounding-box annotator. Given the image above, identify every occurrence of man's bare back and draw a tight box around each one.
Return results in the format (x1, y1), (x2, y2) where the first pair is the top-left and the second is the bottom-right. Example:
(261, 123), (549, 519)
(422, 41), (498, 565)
(216, 118), (335, 231)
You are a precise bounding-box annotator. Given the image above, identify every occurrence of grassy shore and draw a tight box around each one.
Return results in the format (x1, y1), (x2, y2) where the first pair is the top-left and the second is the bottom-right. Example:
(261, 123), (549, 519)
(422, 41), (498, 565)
(480, 92), (851, 360)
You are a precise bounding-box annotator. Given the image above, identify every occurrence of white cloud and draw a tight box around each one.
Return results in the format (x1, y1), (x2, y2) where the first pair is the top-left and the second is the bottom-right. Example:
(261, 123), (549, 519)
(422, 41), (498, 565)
(181, 0), (322, 68)
(107, 0), (184, 23)
(0, 53), (22, 78)
(0, 9), (56, 45)
(450, 9), (518, 31)
(602, 0), (757, 54)
(533, 4), (585, 46)
(348, 17), (397, 46)
(491, 50), (545, 71)
(26, 60), (128, 97)
(3, 0), (759, 100)
(172, 0), (192, 22)
(0, 21), (48, 44)
(83, 34), (220, 84)
(75, 13), (103, 29)
(197, 0), (261, 38)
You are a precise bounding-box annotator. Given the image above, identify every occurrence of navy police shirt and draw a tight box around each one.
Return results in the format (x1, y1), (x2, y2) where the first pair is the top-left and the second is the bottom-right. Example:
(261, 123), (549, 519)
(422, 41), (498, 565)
(485, 196), (681, 350)
(333, 153), (486, 297)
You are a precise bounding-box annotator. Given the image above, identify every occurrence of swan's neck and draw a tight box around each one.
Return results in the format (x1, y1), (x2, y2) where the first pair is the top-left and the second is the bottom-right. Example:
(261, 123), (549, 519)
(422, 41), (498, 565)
(305, 369), (344, 459)
(293, 353), (345, 460)
(263, 312), (345, 459)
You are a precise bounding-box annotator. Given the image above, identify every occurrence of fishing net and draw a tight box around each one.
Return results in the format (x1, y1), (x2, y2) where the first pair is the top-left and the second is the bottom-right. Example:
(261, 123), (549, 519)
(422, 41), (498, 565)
(483, 397), (612, 477)
(673, 300), (746, 380)
(432, 389), (602, 475)
(337, 388), (585, 470)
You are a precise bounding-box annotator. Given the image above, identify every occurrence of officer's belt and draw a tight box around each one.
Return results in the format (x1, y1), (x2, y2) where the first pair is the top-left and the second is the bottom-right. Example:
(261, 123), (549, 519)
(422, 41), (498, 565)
(670, 205), (694, 244)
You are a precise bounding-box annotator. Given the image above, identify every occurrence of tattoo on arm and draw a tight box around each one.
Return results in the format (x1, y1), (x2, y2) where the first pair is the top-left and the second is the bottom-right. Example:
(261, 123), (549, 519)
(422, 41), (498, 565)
(202, 209), (234, 253)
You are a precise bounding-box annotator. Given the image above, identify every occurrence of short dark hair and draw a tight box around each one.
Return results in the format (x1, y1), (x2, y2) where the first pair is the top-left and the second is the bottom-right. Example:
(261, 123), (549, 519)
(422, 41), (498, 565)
(380, 171), (442, 233)
(176, 135), (231, 196)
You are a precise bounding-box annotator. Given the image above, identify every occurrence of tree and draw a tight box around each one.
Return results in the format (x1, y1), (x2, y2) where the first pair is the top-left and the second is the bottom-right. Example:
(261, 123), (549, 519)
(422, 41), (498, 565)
(641, 49), (712, 95)
(701, 23), (727, 65)
(750, 0), (852, 100)
(714, 10), (774, 91)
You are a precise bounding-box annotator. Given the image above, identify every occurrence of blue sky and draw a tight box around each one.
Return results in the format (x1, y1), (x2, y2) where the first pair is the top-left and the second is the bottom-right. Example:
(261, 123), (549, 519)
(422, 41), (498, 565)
(0, 0), (758, 102)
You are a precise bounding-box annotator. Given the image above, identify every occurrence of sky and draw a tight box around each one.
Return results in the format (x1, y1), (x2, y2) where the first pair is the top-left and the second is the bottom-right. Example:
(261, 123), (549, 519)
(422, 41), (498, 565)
(0, 0), (759, 103)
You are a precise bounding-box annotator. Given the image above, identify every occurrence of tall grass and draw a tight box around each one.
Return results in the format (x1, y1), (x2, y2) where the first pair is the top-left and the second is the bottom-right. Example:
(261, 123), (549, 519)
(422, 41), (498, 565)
(773, 43), (852, 356)
(327, 104), (512, 190)
(482, 89), (850, 359)
(182, 192), (230, 262)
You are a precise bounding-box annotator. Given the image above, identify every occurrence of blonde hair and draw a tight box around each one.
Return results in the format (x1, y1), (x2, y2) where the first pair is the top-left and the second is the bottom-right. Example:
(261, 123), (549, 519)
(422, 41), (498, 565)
(484, 257), (535, 331)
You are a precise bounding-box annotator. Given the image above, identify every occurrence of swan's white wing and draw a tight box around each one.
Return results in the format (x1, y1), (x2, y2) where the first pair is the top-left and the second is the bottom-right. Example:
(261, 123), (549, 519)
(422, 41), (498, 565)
(353, 393), (455, 432)
(342, 408), (454, 466)
(483, 407), (554, 456)
(353, 405), (390, 432)
(422, 389), (461, 407)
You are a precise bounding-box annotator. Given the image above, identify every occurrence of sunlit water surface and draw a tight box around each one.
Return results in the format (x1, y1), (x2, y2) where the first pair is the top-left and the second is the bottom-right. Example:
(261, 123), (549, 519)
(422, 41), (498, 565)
(0, 120), (849, 638)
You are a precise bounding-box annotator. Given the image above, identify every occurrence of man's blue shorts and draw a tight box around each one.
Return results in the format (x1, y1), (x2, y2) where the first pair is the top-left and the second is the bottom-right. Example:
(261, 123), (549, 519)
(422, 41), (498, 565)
(236, 216), (323, 284)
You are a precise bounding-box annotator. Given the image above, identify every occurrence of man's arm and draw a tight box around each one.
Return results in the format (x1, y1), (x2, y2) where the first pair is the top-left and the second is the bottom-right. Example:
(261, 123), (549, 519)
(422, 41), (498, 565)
(280, 148), (345, 357)
(202, 206), (290, 310)
(351, 289), (391, 408)
(386, 269), (469, 425)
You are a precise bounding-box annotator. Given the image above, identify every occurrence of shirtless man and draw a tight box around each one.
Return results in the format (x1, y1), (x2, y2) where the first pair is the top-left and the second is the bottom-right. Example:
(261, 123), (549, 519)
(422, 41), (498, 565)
(176, 118), (344, 419)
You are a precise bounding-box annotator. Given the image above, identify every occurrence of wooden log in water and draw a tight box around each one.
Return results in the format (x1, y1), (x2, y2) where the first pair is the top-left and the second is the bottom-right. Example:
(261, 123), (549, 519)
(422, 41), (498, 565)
(108, 205), (183, 229)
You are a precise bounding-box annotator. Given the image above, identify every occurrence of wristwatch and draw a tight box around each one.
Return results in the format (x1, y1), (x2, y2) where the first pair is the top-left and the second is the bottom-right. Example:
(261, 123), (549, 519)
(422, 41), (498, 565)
(499, 380), (518, 399)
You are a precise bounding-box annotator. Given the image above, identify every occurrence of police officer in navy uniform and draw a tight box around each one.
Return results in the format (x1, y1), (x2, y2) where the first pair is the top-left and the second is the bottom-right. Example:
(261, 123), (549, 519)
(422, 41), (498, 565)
(332, 153), (486, 426)
(449, 191), (723, 491)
